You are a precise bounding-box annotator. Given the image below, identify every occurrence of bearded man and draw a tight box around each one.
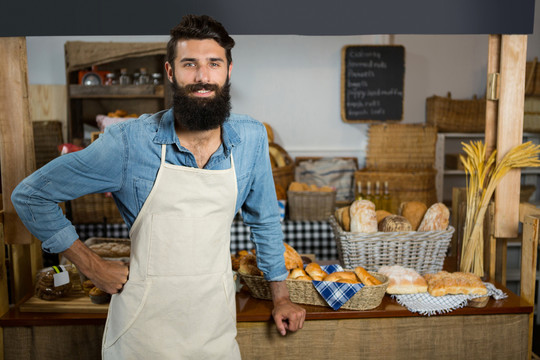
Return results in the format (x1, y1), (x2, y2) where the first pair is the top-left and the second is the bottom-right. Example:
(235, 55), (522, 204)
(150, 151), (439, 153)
(12, 14), (305, 359)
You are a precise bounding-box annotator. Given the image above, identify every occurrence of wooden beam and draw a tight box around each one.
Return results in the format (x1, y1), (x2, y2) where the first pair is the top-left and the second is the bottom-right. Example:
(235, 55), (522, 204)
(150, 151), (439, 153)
(0, 37), (35, 245)
(494, 35), (527, 238)
(0, 211), (7, 360)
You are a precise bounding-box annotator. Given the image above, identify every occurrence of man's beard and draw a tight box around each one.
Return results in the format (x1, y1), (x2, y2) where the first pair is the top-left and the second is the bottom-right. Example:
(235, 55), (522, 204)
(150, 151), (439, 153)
(171, 78), (232, 131)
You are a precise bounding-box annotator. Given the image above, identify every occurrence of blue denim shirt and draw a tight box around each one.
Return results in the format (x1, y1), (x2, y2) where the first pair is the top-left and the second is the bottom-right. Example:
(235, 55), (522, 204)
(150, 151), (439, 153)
(12, 109), (288, 281)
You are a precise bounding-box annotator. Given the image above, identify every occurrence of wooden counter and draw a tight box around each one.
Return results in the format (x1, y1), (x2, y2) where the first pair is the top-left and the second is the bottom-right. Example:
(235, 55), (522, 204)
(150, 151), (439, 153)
(0, 282), (532, 359)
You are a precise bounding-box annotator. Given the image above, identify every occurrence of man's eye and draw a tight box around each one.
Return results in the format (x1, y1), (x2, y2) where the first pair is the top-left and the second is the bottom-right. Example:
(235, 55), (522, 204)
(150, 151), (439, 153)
(210, 63), (220, 67)
(184, 63), (195, 67)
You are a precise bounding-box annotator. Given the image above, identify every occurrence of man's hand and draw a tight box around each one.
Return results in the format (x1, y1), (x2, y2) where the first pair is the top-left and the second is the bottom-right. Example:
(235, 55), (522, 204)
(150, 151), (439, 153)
(269, 281), (306, 336)
(62, 239), (129, 294)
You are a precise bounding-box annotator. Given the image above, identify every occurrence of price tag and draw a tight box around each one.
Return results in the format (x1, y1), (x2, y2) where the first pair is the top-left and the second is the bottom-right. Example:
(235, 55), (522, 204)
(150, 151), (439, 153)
(52, 265), (70, 287)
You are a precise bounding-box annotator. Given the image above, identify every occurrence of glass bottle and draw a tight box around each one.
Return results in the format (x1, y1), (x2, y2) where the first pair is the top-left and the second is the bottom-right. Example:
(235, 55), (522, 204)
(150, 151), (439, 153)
(119, 68), (131, 85)
(355, 181), (365, 201)
(382, 181), (392, 212)
(132, 72), (140, 85)
(138, 67), (150, 85)
(373, 181), (382, 209)
(365, 181), (374, 203)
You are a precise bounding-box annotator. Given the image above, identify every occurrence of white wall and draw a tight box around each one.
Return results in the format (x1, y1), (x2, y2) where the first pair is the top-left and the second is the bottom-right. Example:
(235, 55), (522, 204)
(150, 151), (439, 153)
(26, 1), (540, 167)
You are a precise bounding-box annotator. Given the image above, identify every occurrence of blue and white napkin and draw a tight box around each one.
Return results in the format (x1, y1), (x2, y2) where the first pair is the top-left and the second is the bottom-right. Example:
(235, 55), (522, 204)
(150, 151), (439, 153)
(312, 264), (364, 310)
(392, 282), (508, 316)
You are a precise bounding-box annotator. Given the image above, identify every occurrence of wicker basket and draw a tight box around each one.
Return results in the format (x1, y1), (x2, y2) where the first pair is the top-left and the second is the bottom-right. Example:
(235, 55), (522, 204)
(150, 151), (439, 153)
(271, 142), (295, 195)
(524, 96), (540, 133)
(366, 124), (437, 170)
(354, 169), (437, 214)
(526, 58), (540, 96)
(70, 193), (124, 224)
(239, 271), (388, 310)
(330, 216), (454, 275)
(426, 93), (486, 133)
(32, 121), (63, 169)
(287, 190), (337, 221)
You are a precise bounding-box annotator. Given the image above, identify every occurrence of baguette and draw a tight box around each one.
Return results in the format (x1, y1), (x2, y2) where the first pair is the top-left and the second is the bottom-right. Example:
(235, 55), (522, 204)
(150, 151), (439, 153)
(305, 262), (328, 281)
(354, 266), (382, 286)
(323, 271), (359, 283)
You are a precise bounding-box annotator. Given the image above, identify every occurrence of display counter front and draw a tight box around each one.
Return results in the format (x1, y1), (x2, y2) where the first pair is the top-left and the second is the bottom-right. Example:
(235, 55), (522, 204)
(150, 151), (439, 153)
(0, 274), (532, 360)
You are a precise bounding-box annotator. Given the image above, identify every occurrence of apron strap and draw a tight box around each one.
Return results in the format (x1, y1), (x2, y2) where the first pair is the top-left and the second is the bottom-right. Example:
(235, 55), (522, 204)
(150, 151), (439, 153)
(160, 144), (167, 165)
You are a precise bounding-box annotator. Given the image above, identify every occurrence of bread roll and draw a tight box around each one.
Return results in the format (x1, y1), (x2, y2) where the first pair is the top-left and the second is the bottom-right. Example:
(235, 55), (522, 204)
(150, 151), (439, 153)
(399, 201), (428, 231)
(283, 243), (304, 270)
(288, 268), (309, 279)
(378, 215), (412, 232)
(305, 262), (328, 281)
(417, 203), (450, 231)
(295, 275), (313, 281)
(354, 266), (382, 286)
(350, 200), (377, 233)
(376, 210), (392, 224)
(378, 265), (427, 294)
(424, 271), (487, 297)
(323, 271), (359, 283)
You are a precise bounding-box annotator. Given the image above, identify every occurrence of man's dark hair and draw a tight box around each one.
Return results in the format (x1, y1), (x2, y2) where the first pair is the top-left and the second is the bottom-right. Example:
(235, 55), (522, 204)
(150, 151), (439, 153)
(167, 15), (235, 69)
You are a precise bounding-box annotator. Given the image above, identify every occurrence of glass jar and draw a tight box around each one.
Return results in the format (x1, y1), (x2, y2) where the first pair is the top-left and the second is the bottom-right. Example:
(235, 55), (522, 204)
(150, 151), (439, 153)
(119, 68), (131, 85)
(138, 67), (150, 85)
(152, 73), (162, 85)
(104, 72), (118, 86)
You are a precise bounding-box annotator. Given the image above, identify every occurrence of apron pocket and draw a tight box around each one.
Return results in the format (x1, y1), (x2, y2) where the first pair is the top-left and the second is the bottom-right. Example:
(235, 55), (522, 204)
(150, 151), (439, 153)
(149, 214), (229, 275)
(102, 279), (151, 349)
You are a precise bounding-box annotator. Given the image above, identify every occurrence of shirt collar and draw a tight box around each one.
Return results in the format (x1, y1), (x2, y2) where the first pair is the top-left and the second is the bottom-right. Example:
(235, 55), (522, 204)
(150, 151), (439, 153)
(153, 108), (241, 155)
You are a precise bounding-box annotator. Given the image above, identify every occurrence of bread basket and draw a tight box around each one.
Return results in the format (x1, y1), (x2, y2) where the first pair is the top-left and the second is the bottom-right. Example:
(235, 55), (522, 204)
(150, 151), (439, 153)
(330, 216), (454, 275)
(239, 271), (388, 311)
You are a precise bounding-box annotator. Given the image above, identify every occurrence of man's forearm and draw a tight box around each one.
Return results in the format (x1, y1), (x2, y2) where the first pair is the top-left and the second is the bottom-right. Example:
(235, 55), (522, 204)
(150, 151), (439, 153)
(269, 280), (291, 305)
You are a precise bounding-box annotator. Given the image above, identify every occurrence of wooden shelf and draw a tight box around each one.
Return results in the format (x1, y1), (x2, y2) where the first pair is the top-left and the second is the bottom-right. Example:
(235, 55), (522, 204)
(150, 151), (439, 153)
(69, 84), (164, 98)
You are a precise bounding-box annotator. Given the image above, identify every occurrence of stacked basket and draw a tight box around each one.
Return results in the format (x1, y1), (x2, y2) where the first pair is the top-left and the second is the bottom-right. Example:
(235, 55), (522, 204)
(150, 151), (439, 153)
(357, 123), (438, 214)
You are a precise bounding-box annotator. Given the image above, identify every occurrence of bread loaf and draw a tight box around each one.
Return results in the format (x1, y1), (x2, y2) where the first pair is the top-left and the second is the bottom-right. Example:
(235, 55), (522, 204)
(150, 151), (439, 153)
(424, 271), (487, 297)
(417, 203), (450, 231)
(349, 200), (377, 233)
(399, 201), (428, 231)
(377, 265), (427, 294)
(378, 215), (412, 232)
(288, 268), (309, 279)
(238, 254), (263, 276)
(375, 210), (392, 224)
(334, 206), (351, 231)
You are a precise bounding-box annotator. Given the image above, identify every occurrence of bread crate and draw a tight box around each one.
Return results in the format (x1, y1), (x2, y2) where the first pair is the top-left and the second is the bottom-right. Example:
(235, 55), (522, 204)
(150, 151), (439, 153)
(426, 93), (486, 133)
(287, 190), (337, 221)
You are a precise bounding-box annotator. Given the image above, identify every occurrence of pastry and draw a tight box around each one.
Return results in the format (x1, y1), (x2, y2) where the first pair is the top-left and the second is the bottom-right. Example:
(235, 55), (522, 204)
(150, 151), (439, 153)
(82, 279), (95, 295)
(89, 287), (112, 304)
(377, 265), (427, 294)
(305, 262), (328, 281)
(424, 271), (487, 297)
(238, 254), (263, 276)
(288, 268), (309, 279)
(399, 201), (428, 231)
(417, 203), (450, 231)
(349, 200), (377, 233)
(354, 266), (382, 286)
(283, 243), (304, 270)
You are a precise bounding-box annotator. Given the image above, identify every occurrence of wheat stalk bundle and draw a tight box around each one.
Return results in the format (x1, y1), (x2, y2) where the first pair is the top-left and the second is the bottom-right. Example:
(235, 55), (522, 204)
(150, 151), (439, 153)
(460, 141), (540, 276)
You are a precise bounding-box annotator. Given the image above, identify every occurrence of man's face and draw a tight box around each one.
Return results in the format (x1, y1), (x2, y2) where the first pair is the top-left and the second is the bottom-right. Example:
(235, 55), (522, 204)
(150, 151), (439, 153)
(165, 39), (233, 131)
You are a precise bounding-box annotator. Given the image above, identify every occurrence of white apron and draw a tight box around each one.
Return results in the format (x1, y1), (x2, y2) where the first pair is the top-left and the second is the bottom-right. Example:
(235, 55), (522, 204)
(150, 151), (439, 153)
(102, 144), (241, 360)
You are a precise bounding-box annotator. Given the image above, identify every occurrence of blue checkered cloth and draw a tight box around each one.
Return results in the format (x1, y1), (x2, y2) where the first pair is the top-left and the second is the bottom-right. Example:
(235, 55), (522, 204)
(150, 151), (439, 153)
(312, 264), (364, 310)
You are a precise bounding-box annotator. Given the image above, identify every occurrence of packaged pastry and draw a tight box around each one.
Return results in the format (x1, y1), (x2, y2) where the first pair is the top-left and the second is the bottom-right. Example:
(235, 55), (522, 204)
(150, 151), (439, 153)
(34, 265), (78, 301)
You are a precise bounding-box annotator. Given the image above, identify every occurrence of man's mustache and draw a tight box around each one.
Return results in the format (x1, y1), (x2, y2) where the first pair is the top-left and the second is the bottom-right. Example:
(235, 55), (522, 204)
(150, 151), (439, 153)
(184, 83), (219, 92)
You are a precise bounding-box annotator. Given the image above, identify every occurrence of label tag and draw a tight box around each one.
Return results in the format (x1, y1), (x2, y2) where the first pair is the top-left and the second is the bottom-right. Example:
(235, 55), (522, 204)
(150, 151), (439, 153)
(52, 265), (70, 287)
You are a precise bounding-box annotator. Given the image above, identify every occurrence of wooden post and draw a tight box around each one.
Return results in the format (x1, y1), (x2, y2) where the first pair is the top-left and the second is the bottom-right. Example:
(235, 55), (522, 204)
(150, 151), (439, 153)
(494, 35), (527, 238)
(0, 37), (35, 245)
(521, 214), (539, 360)
(485, 34), (501, 159)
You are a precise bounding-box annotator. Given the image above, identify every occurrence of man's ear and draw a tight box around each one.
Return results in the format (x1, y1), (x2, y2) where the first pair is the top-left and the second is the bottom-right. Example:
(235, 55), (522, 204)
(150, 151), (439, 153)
(165, 62), (174, 83)
(227, 62), (233, 80)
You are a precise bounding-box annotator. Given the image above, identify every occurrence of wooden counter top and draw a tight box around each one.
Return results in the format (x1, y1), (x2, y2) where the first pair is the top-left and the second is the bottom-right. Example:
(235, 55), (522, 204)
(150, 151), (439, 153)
(0, 281), (532, 327)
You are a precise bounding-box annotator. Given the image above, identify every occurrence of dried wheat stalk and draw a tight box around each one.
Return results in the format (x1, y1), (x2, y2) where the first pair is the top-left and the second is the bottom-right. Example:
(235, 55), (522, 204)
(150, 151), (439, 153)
(460, 141), (540, 276)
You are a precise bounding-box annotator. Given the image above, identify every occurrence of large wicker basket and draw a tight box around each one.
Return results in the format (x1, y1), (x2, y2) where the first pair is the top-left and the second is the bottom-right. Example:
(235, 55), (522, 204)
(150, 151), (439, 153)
(366, 124), (437, 170)
(287, 190), (337, 221)
(426, 93), (486, 133)
(330, 216), (454, 275)
(239, 271), (388, 310)
(70, 193), (124, 224)
(270, 142), (295, 195)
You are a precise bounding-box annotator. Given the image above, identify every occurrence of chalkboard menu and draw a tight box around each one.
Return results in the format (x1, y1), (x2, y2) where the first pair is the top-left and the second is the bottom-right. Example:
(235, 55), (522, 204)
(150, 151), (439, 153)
(341, 45), (405, 123)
